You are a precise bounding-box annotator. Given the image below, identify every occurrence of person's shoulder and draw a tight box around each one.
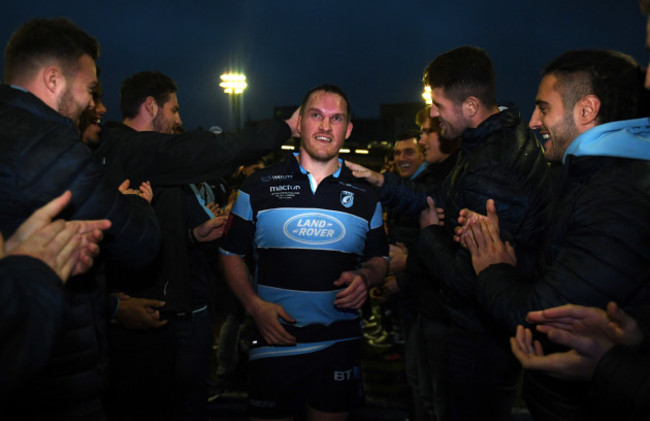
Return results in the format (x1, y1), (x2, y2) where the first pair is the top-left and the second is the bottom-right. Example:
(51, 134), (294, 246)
(586, 156), (650, 198)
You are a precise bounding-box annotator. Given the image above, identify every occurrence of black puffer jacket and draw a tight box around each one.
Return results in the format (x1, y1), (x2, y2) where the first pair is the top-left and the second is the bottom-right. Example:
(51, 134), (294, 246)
(381, 106), (553, 332)
(475, 155), (650, 421)
(590, 306), (650, 420)
(0, 84), (160, 419)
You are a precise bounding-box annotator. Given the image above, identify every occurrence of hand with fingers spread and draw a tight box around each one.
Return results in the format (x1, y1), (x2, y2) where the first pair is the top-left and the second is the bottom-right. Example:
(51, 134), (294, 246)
(2, 191), (111, 281)
(138, 181), (153, 203)
(249, 297), (297, 345)
(462, 209), (516, 275)
(344, 161), (385, 187)
(118, 178), (153, 203)
(455, 198), (500, 246)
(419, 196), (444, 229)
(510, 302), (644, 380)
(526, 302), (643, 349)
(509, 324), (601, 380)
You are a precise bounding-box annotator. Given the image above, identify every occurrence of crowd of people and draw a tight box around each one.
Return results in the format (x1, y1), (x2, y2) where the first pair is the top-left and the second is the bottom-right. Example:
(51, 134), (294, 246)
(1, 1), (649, 420)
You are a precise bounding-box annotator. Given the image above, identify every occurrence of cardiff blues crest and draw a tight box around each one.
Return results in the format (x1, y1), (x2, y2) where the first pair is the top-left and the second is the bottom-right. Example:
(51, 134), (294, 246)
(340, 191), (354, 208)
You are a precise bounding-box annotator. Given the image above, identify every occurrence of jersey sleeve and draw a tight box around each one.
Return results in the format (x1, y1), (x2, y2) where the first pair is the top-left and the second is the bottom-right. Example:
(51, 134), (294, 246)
(362, 201), (389, 261)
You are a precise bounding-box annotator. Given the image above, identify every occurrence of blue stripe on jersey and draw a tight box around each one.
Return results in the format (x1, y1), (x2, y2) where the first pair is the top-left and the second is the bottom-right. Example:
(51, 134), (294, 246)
(370, 202), (383, 229)
(255, 207), (369, 254)
(231, 190), (253, 221)
(258, 285), (359, 327)
(249, 337), (359, 361)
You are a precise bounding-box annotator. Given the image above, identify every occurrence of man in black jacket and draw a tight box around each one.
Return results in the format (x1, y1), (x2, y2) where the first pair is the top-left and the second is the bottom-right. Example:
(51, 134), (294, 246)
(0, 191), (111, 401)
(461, 50), (650, 421)
(96, 71), (299, 420)
(347, 46), (552, 420)
(0, 18), (161, 420)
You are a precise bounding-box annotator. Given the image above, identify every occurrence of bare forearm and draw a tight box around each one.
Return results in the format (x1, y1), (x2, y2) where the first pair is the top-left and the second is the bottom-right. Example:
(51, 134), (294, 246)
(220, 254), (260, 313)
(359, 256), (389, 288)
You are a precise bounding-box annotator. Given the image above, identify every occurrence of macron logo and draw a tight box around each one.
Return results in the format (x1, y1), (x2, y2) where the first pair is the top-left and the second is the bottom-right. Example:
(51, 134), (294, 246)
(270, 185), (301, 192)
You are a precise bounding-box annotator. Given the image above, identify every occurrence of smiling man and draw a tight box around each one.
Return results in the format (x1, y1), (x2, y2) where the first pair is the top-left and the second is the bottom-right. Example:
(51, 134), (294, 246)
(79, 80), (107, 148)
(220, 85), (388, 421)
(461, 49), (650, 421)
(346, 46), (552, 420)
(0, 18), (160, 419)
(94, 70), (300, 420)
(393, 131), (426, 179)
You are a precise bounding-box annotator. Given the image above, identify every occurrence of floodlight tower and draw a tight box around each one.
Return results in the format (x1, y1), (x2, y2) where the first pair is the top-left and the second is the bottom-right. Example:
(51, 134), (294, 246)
(219, 73), (248, 131)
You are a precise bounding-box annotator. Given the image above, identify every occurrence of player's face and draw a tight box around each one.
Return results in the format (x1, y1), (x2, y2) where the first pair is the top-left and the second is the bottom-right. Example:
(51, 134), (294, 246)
(298, 90), (352, 163)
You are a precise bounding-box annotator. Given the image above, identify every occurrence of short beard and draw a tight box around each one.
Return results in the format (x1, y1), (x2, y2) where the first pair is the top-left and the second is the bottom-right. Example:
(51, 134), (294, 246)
(151, 109), (167, 133)
(57, 87), (80, 122)
(547, 112), (579, 162)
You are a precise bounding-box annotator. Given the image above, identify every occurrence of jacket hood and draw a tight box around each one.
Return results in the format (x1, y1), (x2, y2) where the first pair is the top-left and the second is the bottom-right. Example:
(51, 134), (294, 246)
(563, 117), (650, 163)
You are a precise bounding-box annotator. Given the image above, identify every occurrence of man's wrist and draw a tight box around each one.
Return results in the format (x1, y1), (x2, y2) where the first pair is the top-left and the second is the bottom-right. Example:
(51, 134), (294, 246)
(188, 227), (198, 244)
(357, 268), (371, 288)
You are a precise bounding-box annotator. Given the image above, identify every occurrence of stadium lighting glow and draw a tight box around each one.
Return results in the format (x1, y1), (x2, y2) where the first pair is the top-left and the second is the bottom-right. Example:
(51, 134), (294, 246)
(422, 86), (432, 104)
(220, 73), (248, 94)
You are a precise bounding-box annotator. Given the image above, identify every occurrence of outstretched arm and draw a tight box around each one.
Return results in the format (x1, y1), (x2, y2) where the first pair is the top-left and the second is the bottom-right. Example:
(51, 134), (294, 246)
(344, 160), (385, 187)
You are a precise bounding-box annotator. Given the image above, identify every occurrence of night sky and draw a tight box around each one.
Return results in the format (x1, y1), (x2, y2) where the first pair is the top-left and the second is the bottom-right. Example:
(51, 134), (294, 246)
(1, 0), (647, 132)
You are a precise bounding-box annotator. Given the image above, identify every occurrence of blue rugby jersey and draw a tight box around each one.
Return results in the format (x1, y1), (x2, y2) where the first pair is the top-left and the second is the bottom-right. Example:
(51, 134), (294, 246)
(220, 153), (388, 360)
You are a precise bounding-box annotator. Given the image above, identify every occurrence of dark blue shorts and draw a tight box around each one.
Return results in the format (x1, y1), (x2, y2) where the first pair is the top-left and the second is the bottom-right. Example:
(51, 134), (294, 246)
(247, 339), (363, 419)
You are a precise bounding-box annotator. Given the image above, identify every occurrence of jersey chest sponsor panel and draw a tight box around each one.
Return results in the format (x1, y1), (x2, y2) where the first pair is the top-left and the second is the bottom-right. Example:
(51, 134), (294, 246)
(255, 207), (369, 254)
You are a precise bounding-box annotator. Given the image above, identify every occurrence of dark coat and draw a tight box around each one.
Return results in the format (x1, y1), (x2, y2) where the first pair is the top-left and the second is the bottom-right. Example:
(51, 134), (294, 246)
(381, 106), (553, 332)
(590, 306), (650, 420)
(476, 155), (650, 421)
(0, 256), (66, 396)
(0, 84), (161, 419)
(384, 153), (459, 317)
(96, 120), (291, 313)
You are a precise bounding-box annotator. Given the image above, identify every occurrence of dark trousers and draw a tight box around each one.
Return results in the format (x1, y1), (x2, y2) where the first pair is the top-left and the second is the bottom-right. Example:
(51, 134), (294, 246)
(105, 322), (176, 420)
(104, 309), (212, 421)
(170, 309), (213, 421)
(414, 315), (450, 421)
(445, 327), (520, 421)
